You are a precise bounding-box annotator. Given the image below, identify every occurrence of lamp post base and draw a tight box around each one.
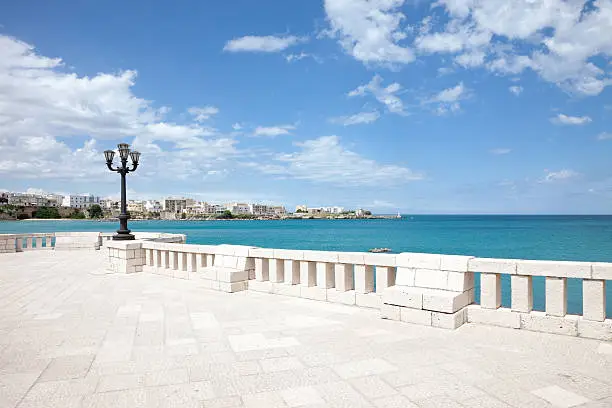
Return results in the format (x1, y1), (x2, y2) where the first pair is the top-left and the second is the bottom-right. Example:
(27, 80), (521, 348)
(112, 233), (135, 241)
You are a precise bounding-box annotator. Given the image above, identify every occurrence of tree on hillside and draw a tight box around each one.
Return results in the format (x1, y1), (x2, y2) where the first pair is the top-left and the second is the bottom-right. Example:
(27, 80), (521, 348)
(69, 210), (86, 219)
(88, 204), (103, 219)
(34, 207), (61, 219)
(217, 210), (234, 219)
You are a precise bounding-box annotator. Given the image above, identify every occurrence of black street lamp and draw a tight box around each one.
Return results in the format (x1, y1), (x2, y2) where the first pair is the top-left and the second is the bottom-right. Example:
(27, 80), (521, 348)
(104, 143), (140, 240)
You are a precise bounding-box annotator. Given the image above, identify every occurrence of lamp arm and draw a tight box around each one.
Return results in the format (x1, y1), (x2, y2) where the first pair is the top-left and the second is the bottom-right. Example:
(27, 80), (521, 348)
(128, 162), (139, 172)
(106, 162), (120, 172)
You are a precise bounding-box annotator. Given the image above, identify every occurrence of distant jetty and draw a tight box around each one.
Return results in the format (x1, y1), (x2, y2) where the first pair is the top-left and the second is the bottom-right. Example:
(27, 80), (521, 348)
(368, 248), (391, 253)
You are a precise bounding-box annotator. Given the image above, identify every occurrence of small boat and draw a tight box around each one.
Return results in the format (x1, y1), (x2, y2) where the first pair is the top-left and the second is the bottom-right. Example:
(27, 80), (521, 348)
(369, 248), (391, 253)
(396, 212), (401, 219)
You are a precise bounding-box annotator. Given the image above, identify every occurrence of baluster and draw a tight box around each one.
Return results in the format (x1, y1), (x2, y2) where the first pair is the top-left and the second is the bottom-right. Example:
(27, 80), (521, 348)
(316, 262), (335, 289)
(334, 264), (354, 291)
(481, 273), (501, 309)
(255, 258), (269, 281)
(375, 266), (396, 293)
(354, 265), (374, 293)
(583, 279), (606, 321)
(511, 275), (533, 312)
(283, 260), (300, 284)
(35, 237), (43, 249)
(545, 277), (567, 316)
(300, 261), (316, 287)
(269, 259), (285, 283)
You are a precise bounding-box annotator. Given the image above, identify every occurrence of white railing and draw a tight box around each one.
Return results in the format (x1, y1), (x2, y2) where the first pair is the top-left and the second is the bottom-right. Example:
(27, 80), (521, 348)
(468, 258), (610, 337)
(0, 233), (55, 252)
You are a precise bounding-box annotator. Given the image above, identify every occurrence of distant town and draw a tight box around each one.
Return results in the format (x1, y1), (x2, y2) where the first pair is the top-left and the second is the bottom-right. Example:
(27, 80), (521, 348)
(0, 191), (392, 221)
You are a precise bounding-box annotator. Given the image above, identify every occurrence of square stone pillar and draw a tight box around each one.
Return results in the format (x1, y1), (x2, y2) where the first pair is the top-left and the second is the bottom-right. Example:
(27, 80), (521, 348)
(316, 262), (335, 289)
(269, 259), (285, 283)
(334, 264), (354, 291)
(511, 275), (533, 312)
(545, 277), (567, 317)
(376, 266), (395, 292)
(106, 241), (145, 274)
(300, 261), (316, 287)
(583, 279), (606, 322)
(481, 273), (502, 309)
(255, 258), (269, 281)
(354, 265), (374, 293)
(284, 260), (300, 285)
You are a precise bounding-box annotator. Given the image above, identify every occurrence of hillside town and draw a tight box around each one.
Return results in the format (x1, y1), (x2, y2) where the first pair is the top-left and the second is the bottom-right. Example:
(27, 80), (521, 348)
(0, 191), (377, 220)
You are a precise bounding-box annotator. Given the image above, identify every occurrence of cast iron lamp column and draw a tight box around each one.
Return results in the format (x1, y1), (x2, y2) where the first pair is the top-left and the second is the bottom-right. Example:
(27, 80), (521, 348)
(104, 143), (141, 240)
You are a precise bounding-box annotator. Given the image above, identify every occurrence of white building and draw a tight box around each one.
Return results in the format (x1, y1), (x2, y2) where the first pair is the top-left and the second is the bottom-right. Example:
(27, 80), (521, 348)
(249, 203), (268, 216)
(226, 202), (250, 215)
(270, 206), (287, 216)
(62, 194), (100, 209)
(295, 205), (308, 213)
(144, 200), (162, 213)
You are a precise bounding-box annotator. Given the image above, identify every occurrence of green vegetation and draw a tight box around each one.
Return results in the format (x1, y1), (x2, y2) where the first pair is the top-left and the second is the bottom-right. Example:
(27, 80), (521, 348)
(69, 210), (86, 219)
(88, 204), (103, 219)
(216, 210), (234, 219)
(296, 209), (307, 213)
(34, 207), (61, 219)
(364, 210), (372, 216)
(16, 213), (30, 220)
(181, 212), (187, 219)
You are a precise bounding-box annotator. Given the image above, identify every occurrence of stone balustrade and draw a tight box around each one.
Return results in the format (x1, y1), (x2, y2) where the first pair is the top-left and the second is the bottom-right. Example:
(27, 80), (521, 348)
(0, 233), (55, 252)
(2, 231), (610, 341)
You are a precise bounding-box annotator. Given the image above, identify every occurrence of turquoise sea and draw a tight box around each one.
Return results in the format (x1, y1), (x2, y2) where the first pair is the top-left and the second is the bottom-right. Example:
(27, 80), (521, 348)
(1, 215), (610, 317)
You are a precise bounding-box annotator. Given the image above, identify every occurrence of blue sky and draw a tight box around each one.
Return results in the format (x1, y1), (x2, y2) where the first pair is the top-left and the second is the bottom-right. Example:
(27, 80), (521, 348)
(1, 0), (611, 213)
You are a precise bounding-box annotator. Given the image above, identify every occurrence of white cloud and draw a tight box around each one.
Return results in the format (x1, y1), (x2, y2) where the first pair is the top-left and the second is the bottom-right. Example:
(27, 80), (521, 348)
(232, 123), (243, 131)
(0, 35), (239, 182)
(550, 113), (592, 125)
(323, 0), (414, 65)
(285, 52), (322, 63)
(348, 75), (406, 115)
(423, 82), (470, 115)
(415, 0), (612, 95)
(223, 35), (305, 53)
(253, 124), (296, 137)
(597, 132), (612, 140)
(259, 135), (422, 186)
(330, 111), (380, 126)
(187, 106), (219, 122)
(490, 148), (511, 155)
(540, 169), (580, 183)
(509, 86), (523, 96)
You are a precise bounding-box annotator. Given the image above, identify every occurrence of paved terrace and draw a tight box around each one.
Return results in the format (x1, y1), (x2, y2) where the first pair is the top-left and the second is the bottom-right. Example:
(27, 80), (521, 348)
(1, 250), (611, 408)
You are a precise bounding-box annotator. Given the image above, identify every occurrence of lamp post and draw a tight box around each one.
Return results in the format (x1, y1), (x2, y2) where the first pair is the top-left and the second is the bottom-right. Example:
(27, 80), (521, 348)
(104, 143), (140, 240)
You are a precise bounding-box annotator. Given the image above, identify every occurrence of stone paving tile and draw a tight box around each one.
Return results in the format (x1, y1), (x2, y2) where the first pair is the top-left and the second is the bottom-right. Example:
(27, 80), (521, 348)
(96, 373), (145, 392)
(260, 357), (304, 373)
(349, 376), (398, 399)
(316, 381), (373, 407)
(280, 386), (325, 407)
(38, 354), (95, 382)
(203, 396), (244, 408)
(531, 385), (591, 408)
(242, 390), (288, 408)
(332, 358), (398, 379)
(372, 395), (419, 408)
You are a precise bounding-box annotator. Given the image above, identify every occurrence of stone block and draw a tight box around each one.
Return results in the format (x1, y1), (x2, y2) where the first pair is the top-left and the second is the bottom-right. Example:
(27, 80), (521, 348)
(441, 255), (473, 272)
(380, 304), (400, 320)
(591, 262), (612, 280)
(303, 250), (339, 263)
(422, 289), (472, 313)
(582, 280), (606, 322)
(217, 269), (248, 283)
(334, 263), (354, 291)
(198, 267), (217, 281)
(545, 277), (567, 317)
(316, 262), (335, 288)
(273, 248), (304, 260)
(382, 286), (423, 309)
(300, 261), (316, 287)
(249, 248), (274, 258)
(375, 266), (395, 292)
(219, 281), (248, 293)
(511, 275), (533, 313)
(327, 289), (356, 305)
(432, 309), (467, 329)
(516, 260), (591, 278)
(272, 283), (301, 297)
(356, 293), (381, 309)
(248, 280), (273, 293)
(363, 253), (396, 267)
(446, 272), (474, 291)
(173, 269), (189, 280)
(354, 265), (374, 293)
(301, 286), (327, 301)
(394, 267), (415, 286)
(480, 273), (501, 309)
(283, 259), (301, 284)
(577, 318), (612, 341)
(269, 259), (285, 283)
(397, 252), (442, 269)
(414, 269), (448, 290)
(468, 257), (517, 274)
(400, 308), (432, 326)
(466, 306), (521, 329)
(337, 251), (365, 264)
(520, 312), (578, 336)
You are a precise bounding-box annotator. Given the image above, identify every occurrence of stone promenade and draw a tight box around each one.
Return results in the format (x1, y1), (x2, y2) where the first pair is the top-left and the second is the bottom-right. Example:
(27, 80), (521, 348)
(1, 251), (611, 408)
